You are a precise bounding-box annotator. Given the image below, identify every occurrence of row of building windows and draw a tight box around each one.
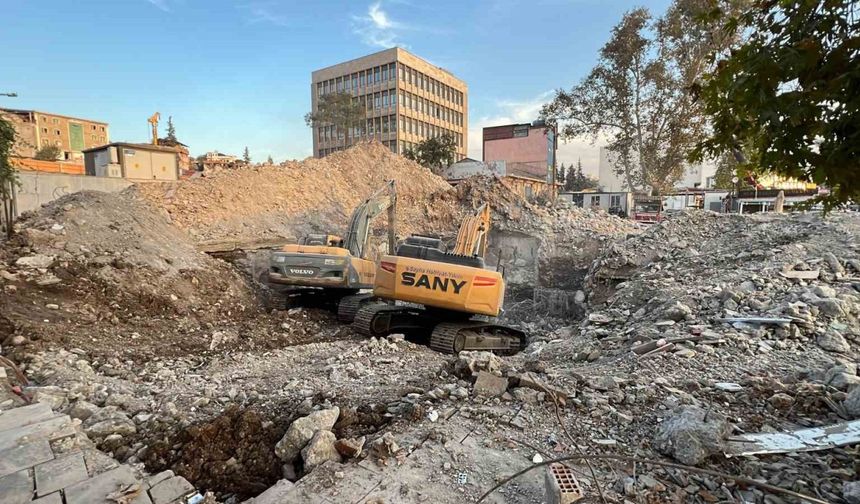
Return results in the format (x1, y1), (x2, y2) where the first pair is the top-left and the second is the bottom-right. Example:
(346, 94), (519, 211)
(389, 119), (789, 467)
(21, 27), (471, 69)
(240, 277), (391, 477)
(316, 63), (464, 108)
(39, 116), (106, 133)
(317, 115), (463, 148)
(352, 91), (462, 127)
(397, 64), (463, 106)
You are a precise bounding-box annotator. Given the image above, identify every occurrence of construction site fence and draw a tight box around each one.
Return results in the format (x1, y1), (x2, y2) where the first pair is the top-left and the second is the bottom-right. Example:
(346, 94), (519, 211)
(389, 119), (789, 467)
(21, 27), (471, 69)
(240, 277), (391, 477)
(13, 157), (85, 175)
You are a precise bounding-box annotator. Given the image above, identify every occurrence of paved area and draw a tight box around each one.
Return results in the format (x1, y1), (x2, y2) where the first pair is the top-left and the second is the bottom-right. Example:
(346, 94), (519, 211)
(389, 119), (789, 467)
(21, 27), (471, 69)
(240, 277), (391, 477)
(0, 394), (199, 504)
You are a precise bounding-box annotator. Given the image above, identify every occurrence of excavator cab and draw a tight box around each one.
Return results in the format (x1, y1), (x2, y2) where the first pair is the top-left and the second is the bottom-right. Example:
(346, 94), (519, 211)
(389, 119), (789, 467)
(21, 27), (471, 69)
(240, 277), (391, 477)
(267, 181), (396, 311)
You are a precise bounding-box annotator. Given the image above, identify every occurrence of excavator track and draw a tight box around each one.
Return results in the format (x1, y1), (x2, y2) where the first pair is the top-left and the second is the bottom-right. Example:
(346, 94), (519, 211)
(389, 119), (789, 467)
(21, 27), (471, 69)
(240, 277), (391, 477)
(353, 303), (400, 337)
(337, 293), (375, 323)
(429, 321), (526, 355)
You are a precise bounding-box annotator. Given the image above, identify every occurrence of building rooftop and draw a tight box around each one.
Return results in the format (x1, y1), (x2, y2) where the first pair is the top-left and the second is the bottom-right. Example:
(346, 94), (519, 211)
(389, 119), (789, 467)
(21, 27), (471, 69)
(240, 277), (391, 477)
(1, 108), (109, 125)
(311, 47), (464, 84)
(82, 142), (180, 154)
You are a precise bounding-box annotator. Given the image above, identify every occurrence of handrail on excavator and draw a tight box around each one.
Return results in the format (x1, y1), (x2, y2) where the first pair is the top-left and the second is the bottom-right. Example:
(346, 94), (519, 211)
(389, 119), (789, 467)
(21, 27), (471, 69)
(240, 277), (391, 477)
(452, 203), (490, 258)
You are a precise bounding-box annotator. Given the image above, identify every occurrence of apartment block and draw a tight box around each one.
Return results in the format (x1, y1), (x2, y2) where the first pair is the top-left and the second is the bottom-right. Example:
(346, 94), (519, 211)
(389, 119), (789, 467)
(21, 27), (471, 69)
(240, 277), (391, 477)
(311, 47), (468, 159)
(0, 108), (109, 161)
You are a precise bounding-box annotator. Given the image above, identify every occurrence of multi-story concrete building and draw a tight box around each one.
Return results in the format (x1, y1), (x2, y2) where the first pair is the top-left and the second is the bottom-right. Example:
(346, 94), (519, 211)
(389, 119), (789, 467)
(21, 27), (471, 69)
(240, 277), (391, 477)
(481, 120), (558, 198)
(0, 108), (109, 161)
(311, 48), (468, 159)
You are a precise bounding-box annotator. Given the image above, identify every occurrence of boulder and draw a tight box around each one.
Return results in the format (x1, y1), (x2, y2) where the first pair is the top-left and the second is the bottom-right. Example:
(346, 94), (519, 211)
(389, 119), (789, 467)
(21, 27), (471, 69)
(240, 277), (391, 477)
(472, 371), (508, 397)
(68, 400), (100, 421)
(653, 406), (730, 466)
(274, 407), (340, 462)
(15, 254), (54, 269)
(817, 330), (850, 353)
(844, 481), (860, 504)
(663, 302), (692, 322)
(334, 436), (365, 458)
(301, 430), (342, 471)
(844, 387), (860, 419)
(453, 351), (504, 378)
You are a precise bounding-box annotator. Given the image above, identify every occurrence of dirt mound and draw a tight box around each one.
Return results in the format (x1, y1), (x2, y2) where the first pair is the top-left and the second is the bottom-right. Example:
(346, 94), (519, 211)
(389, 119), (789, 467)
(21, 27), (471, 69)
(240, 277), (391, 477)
(138, 142), (452, 242)
(0, 189), (257, 357)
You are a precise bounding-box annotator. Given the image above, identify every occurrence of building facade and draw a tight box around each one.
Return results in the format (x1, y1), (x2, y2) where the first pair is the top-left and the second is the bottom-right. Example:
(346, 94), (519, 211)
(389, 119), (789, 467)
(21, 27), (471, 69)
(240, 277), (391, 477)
(598, 146), (717, 192)
(83, 142), (180, 181)
(443, 157), (559, 200)
(0, 108), (109, 161)
(481, 120), (558, 198)
(311, 48), (468, 159)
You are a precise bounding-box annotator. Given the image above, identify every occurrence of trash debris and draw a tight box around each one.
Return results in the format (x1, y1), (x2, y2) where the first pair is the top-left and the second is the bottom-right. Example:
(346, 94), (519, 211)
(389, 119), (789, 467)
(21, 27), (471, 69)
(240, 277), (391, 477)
(725, 420), (860, 456)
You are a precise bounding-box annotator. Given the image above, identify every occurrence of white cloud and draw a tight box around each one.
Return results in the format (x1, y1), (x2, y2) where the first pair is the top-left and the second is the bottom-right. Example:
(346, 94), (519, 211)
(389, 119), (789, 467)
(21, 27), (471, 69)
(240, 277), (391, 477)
(146, 0), (170, 12)
(239, 2), (291, 27)
(352, 2), (407, 48)
(468, 91), (602, 176)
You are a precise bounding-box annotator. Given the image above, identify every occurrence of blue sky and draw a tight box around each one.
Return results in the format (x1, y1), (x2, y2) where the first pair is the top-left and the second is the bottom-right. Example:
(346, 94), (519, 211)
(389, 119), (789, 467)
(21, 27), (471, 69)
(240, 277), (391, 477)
(1, 0), (670, 172)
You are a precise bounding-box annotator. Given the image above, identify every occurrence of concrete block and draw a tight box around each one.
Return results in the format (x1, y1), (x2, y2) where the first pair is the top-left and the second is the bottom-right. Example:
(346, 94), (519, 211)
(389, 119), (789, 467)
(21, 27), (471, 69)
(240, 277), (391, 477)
(148, 475), (194, 504)
(65, 465), (151, 504)
(0, 403), (54, 432)
(145, 469), (174, 489)
(473, 371), (509, 397)
(0, 415), (75, 451)
(247, 479), (295, 504)
(35, 451), (88, 496)
(0, 439), (54, 478)
(0, 469), (33, 504)
(32, 492), (62, 504)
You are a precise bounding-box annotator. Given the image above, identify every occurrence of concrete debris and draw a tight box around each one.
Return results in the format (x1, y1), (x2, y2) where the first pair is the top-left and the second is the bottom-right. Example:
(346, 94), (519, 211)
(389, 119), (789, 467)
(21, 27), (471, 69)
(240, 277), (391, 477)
(301, 430), (342, 471)
(274, 407), (340, 462)
(653, 406), (731, 466)
(333, 436), (365, 459)
(453, 351), (505, 378)
(843, 387), (860, 418)
(725, 420), (860, 456)
(472, 371), (508, 397)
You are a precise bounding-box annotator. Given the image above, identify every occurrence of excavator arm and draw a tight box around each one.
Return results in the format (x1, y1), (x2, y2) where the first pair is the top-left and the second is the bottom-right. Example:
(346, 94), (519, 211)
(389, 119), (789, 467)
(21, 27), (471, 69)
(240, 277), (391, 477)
(344, 180), (397, 259)
(452, 203), (490, 258)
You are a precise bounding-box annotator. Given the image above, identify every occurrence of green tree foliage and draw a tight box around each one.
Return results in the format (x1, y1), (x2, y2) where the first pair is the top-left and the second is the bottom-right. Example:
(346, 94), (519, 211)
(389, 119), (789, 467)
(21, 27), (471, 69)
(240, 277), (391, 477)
(305, 92), (367, 148)
(693, 0), (859, 209)
(564, 158), (600, 191)
(165, 116), (177, 143)
(243, 147), (251, 164)
(403, 134), (457, 175)
(0, 115), (19, 238)
(267, 155), (274, 165)
(556, 162), (566, 185)
(542, 0), (736, 194)
(34, 144), (62, 161)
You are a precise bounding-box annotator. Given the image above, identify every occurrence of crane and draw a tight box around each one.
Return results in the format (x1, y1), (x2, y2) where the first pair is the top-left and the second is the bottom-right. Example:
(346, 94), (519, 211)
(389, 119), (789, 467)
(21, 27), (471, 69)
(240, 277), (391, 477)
(148, 112), (160, 146)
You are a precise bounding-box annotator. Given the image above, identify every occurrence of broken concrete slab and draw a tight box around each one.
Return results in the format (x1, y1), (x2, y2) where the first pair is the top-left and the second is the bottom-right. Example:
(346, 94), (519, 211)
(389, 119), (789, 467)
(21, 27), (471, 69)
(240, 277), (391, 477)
(0, 403), (54, 432)
(0, 415), (75, 452)
(244, 478), (296, 504)
(725, 419), (860, 457)
(32, 493), (62, 504)
(148, 475), (195, 504)
(145, 469), (174, 489)
(472, 371), (508, 397)
(0, 469), (33, 504)
(0, 439), (54, 478)
(274, 407), (340, 462)
(653, 406), (730, 466)
(34, 451), (88, 496)
(64, 465), (151, 504)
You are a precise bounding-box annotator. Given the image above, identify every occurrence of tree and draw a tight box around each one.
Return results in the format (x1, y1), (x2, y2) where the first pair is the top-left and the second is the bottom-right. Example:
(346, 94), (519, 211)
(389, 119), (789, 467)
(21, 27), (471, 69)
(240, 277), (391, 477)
(0, 115), (19, 238)
(34, 144), (62, 161)
(564, 158), (600, 191)
(305, 92), (366, 149)
(693, 0), (859, 209)
(403, 134), (457, 174)
(267, 155), (274, 165)
(542, 0), (735, 194)
(556, 162), (566, 185)
(165, 116), (177, 143)
(243, 147), (251, 164)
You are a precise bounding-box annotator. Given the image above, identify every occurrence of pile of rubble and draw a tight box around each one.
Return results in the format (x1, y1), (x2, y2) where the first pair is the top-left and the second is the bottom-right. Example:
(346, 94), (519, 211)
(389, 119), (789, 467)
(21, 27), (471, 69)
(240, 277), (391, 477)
(0, 190), (258, 358)
(137, 142), (453, 242)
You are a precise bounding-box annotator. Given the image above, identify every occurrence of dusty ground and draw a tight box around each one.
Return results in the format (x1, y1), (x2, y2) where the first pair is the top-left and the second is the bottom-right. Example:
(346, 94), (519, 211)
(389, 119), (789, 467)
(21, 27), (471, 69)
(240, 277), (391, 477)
(1, 159), (858, 503)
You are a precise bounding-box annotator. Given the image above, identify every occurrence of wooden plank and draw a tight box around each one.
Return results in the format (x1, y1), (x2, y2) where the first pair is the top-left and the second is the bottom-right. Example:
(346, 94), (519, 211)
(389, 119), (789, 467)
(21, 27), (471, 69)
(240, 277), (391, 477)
(197, 237), (294, 254)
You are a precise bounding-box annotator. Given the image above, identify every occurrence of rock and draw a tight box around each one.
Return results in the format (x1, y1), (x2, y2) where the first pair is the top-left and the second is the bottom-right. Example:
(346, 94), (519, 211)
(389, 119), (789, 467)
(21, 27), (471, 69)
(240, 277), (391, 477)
(453, 351), (504, 378)
(653, 406), (730, 466)
(84, 414), (136, 439)
(11, 335), (26, 346)
(370, 432), (400, 459)
(844, 481), (860, 504)
(334, 436), (365, 459)
(588, 312), (612, 324)
(768, 393), (794, 410)
(512, 387), (542, 404)
(663, 302), (692, 321)
(15, 254), (54, 269)
(844, 387), (860, 419)
(274, 407), (340, 461)
(105, 393), (148, 415)
(812, 298), (847, 317)
(817, 330), (850, 353)
(27, 386), (68, 410)
(587, 375), (620, 392)
(69, 400), (100, 421)
(209, 330), (239, 350)
(813, 285), (837, 298)
(472, 371), (508, 397)
(516, 372), (567, 403)
(824, 252), (845, 276)
(827, 373), (860, 391)
(301, 430), (342, 471)
(45, 303), (59, 310)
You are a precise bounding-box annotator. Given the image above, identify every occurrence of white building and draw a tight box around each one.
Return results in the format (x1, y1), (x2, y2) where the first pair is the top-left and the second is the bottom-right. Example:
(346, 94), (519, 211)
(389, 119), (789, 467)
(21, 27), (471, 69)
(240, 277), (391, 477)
(598, 146), (717, 192)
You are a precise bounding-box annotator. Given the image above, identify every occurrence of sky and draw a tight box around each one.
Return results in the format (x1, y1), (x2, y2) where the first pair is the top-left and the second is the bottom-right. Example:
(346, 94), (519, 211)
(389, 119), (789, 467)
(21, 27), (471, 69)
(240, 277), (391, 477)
(1, 0), (672, 175)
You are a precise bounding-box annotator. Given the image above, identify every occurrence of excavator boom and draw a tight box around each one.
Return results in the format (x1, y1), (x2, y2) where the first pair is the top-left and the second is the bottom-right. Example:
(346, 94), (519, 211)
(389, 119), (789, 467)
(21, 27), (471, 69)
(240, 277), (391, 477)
(343, 180), (397, 259)
(451, 203), (490, 257)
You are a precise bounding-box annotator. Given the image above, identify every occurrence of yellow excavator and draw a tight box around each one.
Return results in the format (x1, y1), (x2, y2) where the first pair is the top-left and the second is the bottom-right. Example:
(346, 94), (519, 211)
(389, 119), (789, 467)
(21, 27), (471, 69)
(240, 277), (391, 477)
(267, 180), (396, 315)
(353, 204), (525, 354)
